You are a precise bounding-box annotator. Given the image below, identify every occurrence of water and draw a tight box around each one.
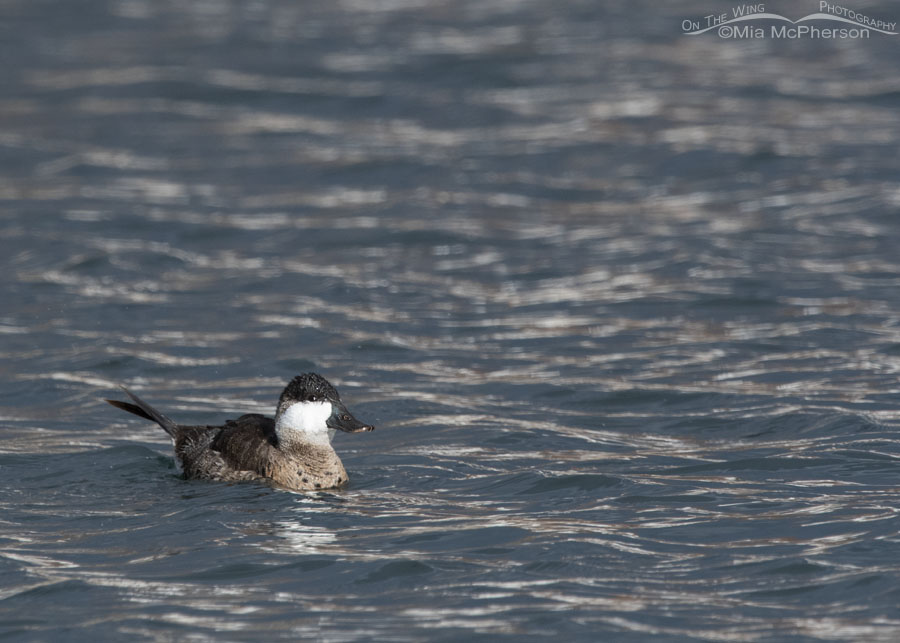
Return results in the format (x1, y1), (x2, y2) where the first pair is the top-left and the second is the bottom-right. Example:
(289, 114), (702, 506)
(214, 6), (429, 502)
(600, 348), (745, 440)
(3, 0), (900, 640)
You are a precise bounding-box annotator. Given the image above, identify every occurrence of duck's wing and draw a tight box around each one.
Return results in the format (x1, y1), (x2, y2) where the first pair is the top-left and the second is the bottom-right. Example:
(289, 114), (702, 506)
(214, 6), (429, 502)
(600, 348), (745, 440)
(208, 414), (279, 476)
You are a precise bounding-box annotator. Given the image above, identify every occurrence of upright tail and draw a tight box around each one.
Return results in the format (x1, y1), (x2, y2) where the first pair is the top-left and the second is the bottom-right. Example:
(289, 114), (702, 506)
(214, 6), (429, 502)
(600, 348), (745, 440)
(106, 387), (179, 437)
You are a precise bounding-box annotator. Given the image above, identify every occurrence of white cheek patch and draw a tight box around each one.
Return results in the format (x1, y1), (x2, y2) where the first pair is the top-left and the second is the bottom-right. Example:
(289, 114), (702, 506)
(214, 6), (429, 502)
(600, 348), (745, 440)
(275, 401), (333, 444)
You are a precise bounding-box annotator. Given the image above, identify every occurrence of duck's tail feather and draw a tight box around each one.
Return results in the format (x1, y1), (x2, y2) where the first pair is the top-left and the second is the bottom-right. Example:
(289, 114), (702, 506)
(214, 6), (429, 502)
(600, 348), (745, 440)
(106, 387), (179, 437)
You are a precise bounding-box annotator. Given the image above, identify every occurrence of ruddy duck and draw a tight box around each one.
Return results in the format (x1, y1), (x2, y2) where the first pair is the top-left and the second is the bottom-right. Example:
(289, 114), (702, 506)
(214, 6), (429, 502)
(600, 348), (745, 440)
(106, 373), (374, 492)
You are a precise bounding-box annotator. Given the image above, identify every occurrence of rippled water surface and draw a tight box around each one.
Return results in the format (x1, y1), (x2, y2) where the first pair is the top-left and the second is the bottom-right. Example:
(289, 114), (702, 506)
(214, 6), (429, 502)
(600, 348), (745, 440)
(4, 0), (900, 640)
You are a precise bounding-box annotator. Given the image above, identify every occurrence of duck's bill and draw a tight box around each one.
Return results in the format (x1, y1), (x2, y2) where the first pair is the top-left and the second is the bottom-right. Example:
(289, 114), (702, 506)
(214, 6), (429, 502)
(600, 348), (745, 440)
(327, 402), (375, 433)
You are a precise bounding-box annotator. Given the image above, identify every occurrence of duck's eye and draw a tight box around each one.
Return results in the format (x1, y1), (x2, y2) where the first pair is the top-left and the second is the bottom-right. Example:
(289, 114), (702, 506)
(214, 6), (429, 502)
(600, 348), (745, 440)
(341, 414), (350, 421)
(308, 395), (318, 402)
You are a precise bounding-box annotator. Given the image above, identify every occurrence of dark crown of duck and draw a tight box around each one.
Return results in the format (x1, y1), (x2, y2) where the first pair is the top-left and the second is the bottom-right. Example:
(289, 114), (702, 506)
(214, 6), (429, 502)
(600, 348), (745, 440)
(277, 372), (340, 414)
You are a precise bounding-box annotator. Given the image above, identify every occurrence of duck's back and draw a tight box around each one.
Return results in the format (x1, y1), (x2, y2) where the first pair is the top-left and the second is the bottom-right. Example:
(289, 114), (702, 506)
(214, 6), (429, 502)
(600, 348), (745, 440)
(175, 414), (277, 482)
